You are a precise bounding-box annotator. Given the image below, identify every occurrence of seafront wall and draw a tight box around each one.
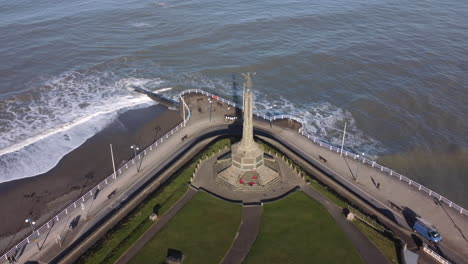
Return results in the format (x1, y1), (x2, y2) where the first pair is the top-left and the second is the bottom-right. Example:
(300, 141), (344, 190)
(2, 89), (467, 262)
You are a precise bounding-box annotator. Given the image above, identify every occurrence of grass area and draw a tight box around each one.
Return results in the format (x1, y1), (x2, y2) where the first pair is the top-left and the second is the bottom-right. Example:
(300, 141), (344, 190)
(76, 138), (230, 264)
(258, 138), (400, 263)
(353, 220), (399, 264)
(258, 139), (348, 208)
(128, 192), (242, 264)
(308, 179), (347, 208)
(244, 191), (363, 264)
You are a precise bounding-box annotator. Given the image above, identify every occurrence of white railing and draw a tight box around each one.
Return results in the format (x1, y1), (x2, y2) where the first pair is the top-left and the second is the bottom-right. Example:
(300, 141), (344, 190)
(4, 89), (467, 261)
(1, 98), (192, 262)
(179, 89), (303, 124)
(423, 244), (452, 264)
(181, 88), (468, 218)
(299, 130), (468, 218)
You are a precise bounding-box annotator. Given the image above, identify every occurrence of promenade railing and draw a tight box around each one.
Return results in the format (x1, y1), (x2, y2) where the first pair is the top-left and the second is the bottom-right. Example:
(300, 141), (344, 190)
(181, 88), (468, 218)
(1, 96), (192, 261)
(4, 88), (466, 261)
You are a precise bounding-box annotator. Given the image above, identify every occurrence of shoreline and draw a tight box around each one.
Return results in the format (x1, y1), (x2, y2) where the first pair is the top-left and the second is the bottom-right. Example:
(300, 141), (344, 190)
(0, 104), (182, 253)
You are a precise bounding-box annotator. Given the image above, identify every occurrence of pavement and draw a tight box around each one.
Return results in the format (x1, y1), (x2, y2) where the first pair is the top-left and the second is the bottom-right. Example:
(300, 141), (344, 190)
(254, 126), (468, 264)
(221, 205), (263, 264)
(5, 91), (468, 264)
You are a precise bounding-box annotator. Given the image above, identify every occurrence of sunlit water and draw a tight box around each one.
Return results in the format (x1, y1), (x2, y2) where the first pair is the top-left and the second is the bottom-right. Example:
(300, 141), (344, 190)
(1, 0), (467, 205)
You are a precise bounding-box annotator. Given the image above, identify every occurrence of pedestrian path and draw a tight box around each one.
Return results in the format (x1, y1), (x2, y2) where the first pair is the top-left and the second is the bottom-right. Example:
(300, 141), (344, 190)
(221, 205), (263, 264)
(300, 185), (389, 264)
(114, 186), (198, 264)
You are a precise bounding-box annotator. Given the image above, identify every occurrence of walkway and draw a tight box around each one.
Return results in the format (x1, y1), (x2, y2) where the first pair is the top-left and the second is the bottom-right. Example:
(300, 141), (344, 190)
(221, 205), (263, 264)
(7, 91), (468, 263)
(114, 186), (198, 264)
(300, 184), (389, 264)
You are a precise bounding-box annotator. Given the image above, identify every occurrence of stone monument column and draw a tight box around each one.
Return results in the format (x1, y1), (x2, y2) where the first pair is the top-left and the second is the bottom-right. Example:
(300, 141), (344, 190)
(239, 72), (256, 150)
(231, 72), (264, 170)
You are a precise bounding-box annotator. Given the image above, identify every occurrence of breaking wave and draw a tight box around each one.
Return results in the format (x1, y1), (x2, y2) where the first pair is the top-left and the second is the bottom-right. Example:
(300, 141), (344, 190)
(0, 70), (165, 182)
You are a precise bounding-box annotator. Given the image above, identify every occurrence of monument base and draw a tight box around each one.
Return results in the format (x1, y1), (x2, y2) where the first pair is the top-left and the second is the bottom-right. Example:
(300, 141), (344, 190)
(231, 142), (264, 170)
(215, 151), (282, 192)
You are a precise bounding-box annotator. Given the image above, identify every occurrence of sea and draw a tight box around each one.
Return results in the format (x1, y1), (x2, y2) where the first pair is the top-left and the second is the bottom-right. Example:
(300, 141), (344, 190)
(1, 0), (467, 206)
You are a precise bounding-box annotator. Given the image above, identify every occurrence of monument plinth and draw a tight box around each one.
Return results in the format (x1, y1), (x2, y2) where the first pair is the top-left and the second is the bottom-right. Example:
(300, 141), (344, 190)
(215, 73), (281, 191)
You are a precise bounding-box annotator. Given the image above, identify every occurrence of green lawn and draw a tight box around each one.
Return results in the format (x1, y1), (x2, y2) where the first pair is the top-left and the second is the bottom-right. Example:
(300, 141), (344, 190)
(353, 220), (399, 264)
(76, 138), (230, 264)
(128, 192), (242, 264)
(244, 191), (363, 264)
(76, 163), (194, 264)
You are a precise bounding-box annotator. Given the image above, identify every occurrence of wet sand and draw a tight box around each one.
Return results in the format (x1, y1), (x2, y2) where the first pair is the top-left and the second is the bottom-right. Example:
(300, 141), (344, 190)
(0, 104), (182, 253)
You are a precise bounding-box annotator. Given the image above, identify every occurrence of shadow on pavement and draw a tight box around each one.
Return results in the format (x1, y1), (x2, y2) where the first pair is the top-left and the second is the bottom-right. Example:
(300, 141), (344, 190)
(402, 207), (418, 228)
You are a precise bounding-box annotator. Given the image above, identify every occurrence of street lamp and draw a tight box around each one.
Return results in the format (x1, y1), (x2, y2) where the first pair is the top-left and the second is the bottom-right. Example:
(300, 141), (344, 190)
(131, 144), (141, 172)
(267, 104), (277, 128)
(25, 218), (40, 251)
(354, 152), (365, 181)
(208, 98), (213, 122)
(130, 145), (139, 159)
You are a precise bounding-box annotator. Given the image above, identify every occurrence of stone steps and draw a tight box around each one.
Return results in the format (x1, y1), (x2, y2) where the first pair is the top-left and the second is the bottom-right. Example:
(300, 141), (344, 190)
(215, 174), (282, 192)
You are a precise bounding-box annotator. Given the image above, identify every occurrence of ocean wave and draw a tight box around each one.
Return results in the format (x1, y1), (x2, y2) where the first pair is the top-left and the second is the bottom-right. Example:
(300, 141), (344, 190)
(168, 72), (383, 156)
(0, 70), (164, 183)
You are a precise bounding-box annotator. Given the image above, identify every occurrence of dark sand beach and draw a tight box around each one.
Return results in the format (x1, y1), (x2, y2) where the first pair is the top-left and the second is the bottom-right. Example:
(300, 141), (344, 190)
(0, 104), (182, 252)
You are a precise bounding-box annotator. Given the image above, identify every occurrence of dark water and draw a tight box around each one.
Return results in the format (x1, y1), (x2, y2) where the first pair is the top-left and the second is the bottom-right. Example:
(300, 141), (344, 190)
(1, 0), (467, 205)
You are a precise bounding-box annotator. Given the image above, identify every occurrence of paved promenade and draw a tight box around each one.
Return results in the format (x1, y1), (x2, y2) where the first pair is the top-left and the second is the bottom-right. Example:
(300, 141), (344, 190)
(5, 91), (467, 263)
(184, 92), (468, 263)
(256, 122), (468, 264)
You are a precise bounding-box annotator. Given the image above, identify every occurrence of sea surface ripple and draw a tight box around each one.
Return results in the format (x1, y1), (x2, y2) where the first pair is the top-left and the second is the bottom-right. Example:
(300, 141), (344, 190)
(0, 0), (467, 205)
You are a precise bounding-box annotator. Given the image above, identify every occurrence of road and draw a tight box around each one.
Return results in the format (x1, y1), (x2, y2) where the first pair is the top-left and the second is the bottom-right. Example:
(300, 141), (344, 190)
(5, 92), (467, 264)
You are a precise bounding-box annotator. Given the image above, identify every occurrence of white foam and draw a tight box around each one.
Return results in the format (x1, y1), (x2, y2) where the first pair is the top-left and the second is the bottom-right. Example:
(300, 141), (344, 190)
(174, 73), (384, 156)
(0, 71), (164, 183)
(131, 22), (151, 28)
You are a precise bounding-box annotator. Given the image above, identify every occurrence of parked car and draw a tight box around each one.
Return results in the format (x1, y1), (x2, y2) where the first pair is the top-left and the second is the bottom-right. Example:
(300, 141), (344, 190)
(413, 217), (442, 243)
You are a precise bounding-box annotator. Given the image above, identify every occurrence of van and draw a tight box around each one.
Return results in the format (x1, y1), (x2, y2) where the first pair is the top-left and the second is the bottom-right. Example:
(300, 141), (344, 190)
(413, 217), (442, 243)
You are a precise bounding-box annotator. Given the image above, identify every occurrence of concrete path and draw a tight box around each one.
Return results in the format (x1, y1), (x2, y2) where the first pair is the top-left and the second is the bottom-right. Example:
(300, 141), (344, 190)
(258, 127), (468, 264)
(7, 92), (468, 263)
(114, 186), (198, 264)
(300, 185), (389, 264)
(221, 205), (263, 264)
